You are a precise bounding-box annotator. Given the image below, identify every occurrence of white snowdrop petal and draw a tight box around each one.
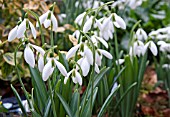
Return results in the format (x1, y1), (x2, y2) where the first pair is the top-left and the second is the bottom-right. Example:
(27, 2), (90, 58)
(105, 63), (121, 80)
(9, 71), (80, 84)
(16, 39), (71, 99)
(17, 19), (26, 38)
(95, 52), (102, 66)
(95, 64), (100, 73)
(51, 13), (58, 31)
(116, 59), (124, 65)
(114, 13), (126, 29)
(54, 59), (67, 77)
(103, 31), (109, 41)
(95, 36), (108, 48)
(30, 44), (45, 56)
(113, 22), (121, 28)
(29, 21), (36, 39)
(24, 45), (35, 68)
(84, 46), (93, 65)
(42, 59), (54, 81)
(157, 41), (166, 45)
(83, 17), (93, 33)
(150, 41), (158, 56)
(95, 19), (102, 31)
(38, 56), (44, 72)
(75, 70), (82, 85)
(44, 19), (51, 28)
(80, 57), (90, 77)
(8, 26), (18, 42)
(64, 71), (72, 84)
(75, 12), (86, 25)
(37, 10), (49, 27)
(98, 49), (113, 59)
(102, 15), (112, 31)
(66, 44), (80, 59)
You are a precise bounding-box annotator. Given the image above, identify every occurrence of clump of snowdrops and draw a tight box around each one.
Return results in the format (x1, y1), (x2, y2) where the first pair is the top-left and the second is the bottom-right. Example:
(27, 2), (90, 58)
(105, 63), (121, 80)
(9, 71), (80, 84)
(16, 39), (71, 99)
(6, 1), (163, 117)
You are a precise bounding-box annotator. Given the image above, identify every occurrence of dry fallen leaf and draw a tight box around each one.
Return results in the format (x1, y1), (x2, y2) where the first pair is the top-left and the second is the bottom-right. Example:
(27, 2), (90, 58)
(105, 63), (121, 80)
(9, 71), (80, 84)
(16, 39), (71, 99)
(69, 35), (78, 46)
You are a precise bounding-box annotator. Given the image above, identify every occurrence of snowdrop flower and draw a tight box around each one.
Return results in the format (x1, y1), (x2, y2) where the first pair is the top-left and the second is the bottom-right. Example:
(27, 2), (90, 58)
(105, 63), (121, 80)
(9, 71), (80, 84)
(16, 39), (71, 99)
(91, 35), (108, 48)
(24, 43), (45, 68)
(37, 10), (58, 31)
(64, 69), (82, 85)
(83, 16), (93, 33)
(38, 55), (44, 72)
(145, 41), (158, 56)
(136, 28), (148, 40)
(42, 58), (67, 81)
(128, 0), (143, 9)
(116, 59), (124, 65)
(8, 19), (36, 41)
(75, 12), (87, 26)
(113, 13), (126, 30)
(129, 40), (146, 57)
(157, 41), (170, 52)
(96, 16), (114, 41)
(162, 64), (170, 69)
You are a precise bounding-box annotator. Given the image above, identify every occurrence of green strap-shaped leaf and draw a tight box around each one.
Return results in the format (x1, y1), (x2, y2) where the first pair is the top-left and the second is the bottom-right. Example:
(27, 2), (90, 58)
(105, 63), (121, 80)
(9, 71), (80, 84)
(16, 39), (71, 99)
(56, 92), (73, 117)
(70, 90), (80, 116)
(11, 84), (28, 117)
(98, 85), (120, 117)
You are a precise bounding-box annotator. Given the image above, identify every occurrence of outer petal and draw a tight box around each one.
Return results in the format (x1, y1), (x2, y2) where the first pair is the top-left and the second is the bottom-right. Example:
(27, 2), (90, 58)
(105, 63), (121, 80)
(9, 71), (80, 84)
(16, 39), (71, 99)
(17, 19), (26, 38)
(42, 59), (54, 81)
(83, 16), (93, 33)
(64, 70), (72, 84)
(150, 41), (158, 56)
(66, 44), (80, 59)
(98, 49), (113, 59)
(84, 45), (93, 65)
(38, 56), (44, 72)
(37, 10), (49, 27)
(95, 19), (102, 31)
(54, 59), (67, 77)
(8, 26), (18, 42)
(95, 51), (102, 66)
(102, 15), (112, 31)
(44, 19), (51, 28)
(75, 70), (82, 85)
(95, 63), (100, 73)
(51, 13), (58, 31)
(30, 44), (45, 56)
(24, 45), (35, 68)
(75, 12), (86, 25)
(29, 21), (36, 39)
(113, 13), (126, 29)
(79, 57), (90, 77)
(95, 36), (108, 48)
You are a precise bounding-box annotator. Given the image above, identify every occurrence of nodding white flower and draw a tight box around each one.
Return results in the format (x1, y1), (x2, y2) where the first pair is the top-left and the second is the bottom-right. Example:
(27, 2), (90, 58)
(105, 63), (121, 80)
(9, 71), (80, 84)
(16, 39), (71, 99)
(77, 57), (90, 77)
(136, 28), (148, 40)
(91, 35), (108, 48)
(73, 30), (81, 39)
(83, 16), (93, 33)
(24, 43), (45, 68)
(42, 58), (67, 81)
(162, 64), (170, 69)
(156, 34), (169, 40)
(64, 69), (82, 85)
(96, 16), (114, 41)
(157, 41), (170, 52)
(98, 49), (113, 59)
(17, 19), (36, 39)
(66, 44), (81, 60)
(38, 55), (44, 72)
(113, 13), (126, 30)
(129, 40), (146, 57)
(145, 41), (158, 56)
(8, 19), (36, 42)
(116, 59), (124, 65)
(37, 10), (58, 31)
(128, 0), (143, 9)
(75, 12), (87, 26)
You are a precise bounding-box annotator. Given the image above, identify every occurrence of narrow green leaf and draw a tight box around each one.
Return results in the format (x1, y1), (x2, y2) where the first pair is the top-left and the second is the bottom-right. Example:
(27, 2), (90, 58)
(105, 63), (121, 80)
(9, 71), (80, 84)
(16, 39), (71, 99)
(43, 99), (51, 117)
(11, 84), (28, 117)
(70, 90), (80, 116)
(98, 85), (120, 117)
(81, 87), (98, 117)
(56, 92), (73, 117)
(31, 110), (41, 117)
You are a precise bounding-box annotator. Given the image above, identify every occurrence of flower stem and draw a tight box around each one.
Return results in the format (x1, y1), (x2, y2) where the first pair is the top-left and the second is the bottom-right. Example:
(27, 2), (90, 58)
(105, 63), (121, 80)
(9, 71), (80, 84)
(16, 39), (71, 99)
(50, 22), (54, 53)
(14, 41), (32, 109)
(48, 79), (57, 117)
